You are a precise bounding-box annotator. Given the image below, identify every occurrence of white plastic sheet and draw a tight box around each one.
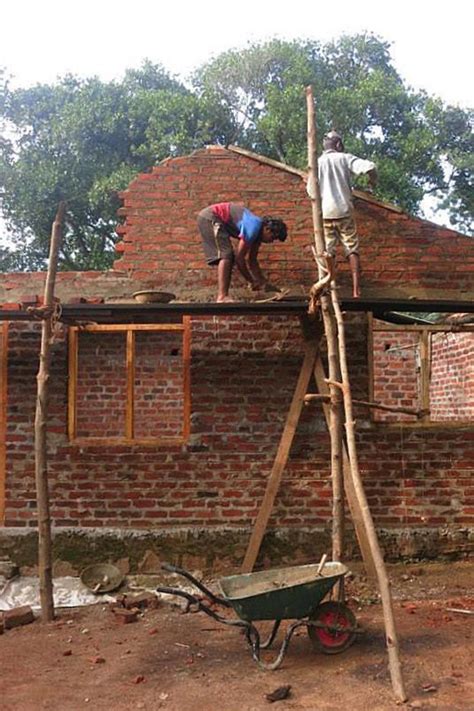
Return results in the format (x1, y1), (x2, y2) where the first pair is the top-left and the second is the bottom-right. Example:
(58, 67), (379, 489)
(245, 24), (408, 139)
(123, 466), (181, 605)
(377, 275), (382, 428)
(0, 576), (115, 611)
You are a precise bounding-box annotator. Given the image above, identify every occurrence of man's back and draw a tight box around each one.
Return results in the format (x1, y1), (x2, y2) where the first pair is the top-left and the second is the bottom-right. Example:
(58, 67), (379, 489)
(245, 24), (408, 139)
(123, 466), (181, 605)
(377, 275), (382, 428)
(318, 150), (376, 219)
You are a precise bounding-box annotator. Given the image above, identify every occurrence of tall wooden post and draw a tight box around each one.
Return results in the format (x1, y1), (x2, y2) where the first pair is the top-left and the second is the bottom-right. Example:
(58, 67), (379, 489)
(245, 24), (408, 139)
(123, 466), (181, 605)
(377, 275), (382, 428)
(305, 88), (406, 701)
(305, 87), (344, 560)
(35, 202), (66, 622)
(330, 293), (407, 702)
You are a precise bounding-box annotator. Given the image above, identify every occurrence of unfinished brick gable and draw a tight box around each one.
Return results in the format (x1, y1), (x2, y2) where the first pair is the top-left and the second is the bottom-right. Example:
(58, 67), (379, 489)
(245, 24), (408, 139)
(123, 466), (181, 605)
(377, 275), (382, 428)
(113, 147), (315, 291)
(114, 146), (474, 297)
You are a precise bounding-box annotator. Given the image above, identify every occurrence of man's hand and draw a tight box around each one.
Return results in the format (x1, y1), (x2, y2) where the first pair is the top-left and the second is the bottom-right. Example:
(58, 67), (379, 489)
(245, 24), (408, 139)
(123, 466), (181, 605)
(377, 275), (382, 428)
(367, 168), (377, 192)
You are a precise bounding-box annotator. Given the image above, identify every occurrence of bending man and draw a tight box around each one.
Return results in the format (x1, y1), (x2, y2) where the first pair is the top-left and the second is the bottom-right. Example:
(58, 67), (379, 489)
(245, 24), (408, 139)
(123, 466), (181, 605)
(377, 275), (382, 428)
(197, 202), (288, 302)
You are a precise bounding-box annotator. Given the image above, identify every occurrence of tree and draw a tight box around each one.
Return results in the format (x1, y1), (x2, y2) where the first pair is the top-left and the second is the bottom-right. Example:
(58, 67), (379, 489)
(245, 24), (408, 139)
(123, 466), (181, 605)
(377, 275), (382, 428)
(0, 36), (472, 273)
(193, 34), (473, 230)
(0, 62), (235, 270)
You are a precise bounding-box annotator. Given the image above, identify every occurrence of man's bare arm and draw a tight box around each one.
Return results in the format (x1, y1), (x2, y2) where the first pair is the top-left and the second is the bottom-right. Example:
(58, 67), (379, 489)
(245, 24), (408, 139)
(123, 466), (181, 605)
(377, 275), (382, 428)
(235, 239), (256, 285)
(247, 241), (266, 287)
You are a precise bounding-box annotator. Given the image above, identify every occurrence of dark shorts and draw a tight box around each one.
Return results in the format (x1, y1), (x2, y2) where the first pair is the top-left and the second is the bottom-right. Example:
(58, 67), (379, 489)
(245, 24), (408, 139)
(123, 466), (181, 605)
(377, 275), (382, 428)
(197, 209), (235, 265)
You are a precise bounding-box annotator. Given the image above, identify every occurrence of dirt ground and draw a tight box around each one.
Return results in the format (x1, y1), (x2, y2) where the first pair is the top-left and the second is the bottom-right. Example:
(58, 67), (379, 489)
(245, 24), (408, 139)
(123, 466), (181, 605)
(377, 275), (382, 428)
(0, 561), (473, 711)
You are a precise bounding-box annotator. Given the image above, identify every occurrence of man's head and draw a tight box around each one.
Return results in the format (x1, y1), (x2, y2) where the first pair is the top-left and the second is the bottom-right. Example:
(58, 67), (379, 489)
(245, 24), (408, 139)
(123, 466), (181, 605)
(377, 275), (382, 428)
(323, 130), (344, 152)
(261, 217), (288, 243)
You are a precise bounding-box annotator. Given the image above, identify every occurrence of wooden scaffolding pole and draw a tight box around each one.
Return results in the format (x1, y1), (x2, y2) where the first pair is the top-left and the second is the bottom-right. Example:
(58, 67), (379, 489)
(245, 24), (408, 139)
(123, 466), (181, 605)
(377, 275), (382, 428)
(330, 291), (407, 702)
(304, 392), (425, 418)
(305, 87), (406, 701)
(241, 318), (377, 577)
(305, 87), (344, 561)
(241, 340), (320, 573)
(35, 202), (66, 622)
(312, 356), (377, 581)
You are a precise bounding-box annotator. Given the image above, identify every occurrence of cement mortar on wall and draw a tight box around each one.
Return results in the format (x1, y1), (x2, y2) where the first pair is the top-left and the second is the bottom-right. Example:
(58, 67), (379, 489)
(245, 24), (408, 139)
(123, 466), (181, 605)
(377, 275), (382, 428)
(0, 525), (471, 575)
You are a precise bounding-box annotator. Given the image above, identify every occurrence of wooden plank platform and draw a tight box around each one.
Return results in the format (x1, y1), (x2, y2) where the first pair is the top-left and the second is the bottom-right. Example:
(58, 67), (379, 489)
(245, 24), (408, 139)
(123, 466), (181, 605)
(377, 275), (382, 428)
(0, 298), (472, 323)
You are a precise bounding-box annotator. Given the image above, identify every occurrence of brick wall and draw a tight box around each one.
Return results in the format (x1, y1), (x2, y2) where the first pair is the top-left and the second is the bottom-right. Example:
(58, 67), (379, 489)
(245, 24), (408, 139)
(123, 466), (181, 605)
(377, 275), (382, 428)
(0, 146), (473, 558)
(372, 327), (473, 424)
(134, 331), (185, 439)
(430, 332), (474, 421)
(372, 330), (420, 423)
(2, 315), (473, 535)
(76, 332), (128, 438)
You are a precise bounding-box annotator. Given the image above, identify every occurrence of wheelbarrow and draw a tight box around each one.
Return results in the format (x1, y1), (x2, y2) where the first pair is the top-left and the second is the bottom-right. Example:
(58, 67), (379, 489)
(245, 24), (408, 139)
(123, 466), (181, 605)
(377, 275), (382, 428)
(156, 560), (357, 670)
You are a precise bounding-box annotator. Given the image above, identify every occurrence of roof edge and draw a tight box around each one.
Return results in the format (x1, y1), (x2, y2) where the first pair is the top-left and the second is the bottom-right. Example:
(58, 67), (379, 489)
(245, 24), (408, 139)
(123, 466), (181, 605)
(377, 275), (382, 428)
(227, 144), (306, 178)
(227, 145), (403, 214)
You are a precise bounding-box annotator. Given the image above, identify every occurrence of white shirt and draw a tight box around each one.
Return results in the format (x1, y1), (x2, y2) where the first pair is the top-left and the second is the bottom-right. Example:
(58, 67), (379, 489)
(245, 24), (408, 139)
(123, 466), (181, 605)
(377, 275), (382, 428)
(308, 150), (376, 219)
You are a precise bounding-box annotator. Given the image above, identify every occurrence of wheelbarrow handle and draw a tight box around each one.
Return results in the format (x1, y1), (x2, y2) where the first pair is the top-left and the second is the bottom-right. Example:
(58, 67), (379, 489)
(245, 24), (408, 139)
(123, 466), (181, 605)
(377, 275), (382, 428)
(160, 563), (231, 608)
(155, 585), (247, 631)
(161, 563), (182, 574)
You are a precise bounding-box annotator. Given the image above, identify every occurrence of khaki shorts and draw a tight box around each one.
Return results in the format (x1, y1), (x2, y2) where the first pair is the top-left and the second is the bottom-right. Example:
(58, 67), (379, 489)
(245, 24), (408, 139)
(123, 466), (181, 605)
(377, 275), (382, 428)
(197, 213), (234, 265)
(323, 215), (359, 257)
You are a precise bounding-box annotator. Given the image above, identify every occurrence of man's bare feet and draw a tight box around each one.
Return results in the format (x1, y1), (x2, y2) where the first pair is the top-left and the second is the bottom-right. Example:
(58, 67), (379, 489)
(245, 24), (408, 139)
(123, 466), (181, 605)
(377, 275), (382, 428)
(216, 295), (237, 303)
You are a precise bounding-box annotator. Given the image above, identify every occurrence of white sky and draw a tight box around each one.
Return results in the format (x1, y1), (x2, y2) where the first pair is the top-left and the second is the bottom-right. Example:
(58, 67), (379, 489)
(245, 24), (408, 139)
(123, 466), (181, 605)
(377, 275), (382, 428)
(0, 0), (472, 241)
(1, 0), (473, 108)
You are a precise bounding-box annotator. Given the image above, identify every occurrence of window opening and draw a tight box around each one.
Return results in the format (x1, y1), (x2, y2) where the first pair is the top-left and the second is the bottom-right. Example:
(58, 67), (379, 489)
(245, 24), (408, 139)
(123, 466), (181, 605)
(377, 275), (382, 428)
(68, 319), (191, 444)
(370, 316), (473, 426)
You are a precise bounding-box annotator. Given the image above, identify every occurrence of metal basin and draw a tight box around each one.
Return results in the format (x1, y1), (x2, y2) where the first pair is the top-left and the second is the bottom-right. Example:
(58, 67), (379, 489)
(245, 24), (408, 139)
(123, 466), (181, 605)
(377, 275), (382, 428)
(219, 562), (348, 621)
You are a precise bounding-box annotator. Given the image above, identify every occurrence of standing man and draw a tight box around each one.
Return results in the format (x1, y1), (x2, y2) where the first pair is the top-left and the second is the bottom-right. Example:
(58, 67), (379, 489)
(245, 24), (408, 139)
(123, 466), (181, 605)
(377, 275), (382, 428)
(197, 202), (288, 302)
(308, 131), (377, 298)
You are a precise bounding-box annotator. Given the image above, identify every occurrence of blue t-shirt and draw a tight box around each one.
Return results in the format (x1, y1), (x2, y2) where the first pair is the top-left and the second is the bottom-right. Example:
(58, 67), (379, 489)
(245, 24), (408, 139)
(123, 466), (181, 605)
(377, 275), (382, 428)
(234, 207), (263, 244)
(209, 203), (263, 244)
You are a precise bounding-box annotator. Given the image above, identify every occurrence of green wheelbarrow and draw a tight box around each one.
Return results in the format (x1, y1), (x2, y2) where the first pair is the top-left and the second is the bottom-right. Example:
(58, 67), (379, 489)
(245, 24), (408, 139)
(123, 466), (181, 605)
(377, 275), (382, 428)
(156, 561), (358, 670)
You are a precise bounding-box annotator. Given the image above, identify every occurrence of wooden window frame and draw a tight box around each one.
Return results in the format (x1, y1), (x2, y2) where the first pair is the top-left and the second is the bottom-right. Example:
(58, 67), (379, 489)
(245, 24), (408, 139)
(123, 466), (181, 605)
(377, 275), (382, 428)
(68, 318), (191, 446)
(369, 313), (474, 429)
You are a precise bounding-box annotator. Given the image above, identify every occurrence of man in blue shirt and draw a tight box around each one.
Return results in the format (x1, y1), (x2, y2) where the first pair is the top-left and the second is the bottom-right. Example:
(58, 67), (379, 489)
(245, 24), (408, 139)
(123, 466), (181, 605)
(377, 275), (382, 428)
(197, 202), (288, 302)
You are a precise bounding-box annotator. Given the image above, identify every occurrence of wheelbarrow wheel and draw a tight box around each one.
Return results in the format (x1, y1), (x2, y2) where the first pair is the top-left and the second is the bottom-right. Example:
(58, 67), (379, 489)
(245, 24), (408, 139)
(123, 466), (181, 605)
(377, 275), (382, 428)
(308, 601), (356, 654)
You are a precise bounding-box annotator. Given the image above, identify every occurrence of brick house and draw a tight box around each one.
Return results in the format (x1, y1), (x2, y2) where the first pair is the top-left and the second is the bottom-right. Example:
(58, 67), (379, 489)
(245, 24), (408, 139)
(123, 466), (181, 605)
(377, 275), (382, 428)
(0, 146), (472, 572)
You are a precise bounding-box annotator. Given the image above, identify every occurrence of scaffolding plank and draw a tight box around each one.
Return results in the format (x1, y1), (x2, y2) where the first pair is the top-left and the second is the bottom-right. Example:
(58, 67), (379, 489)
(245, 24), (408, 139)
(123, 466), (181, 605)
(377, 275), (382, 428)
(241, 342), (319, 573)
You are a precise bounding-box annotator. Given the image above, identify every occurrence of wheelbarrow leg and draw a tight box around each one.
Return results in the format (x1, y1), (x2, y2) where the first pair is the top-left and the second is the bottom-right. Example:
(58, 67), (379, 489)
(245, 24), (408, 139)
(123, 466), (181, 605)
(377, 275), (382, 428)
(246, 619), (308, 671)
(243, 620), (282, 651)
(259, 620), (282, 649)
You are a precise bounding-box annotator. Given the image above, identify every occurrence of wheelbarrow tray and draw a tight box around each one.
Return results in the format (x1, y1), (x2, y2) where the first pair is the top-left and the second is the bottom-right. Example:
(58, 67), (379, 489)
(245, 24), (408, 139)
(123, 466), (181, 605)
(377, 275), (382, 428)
(219, 562), (348, 621)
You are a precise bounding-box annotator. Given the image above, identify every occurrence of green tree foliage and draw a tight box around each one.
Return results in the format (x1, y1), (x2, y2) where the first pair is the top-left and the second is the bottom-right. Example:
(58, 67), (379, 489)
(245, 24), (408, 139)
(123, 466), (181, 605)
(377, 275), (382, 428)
(0, 62), (235, 270)
(194, 34), (473, 229)
(0, 36), (472, 272)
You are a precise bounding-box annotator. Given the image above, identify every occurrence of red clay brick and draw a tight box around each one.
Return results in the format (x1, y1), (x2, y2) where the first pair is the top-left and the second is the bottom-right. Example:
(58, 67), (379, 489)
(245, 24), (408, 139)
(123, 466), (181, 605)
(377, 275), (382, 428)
(2, 606), (35, 629)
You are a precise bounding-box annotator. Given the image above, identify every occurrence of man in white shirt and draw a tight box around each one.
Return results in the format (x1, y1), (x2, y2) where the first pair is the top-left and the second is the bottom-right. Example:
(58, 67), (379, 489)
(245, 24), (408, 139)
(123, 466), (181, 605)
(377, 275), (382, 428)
(309, 131), (377, 298)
